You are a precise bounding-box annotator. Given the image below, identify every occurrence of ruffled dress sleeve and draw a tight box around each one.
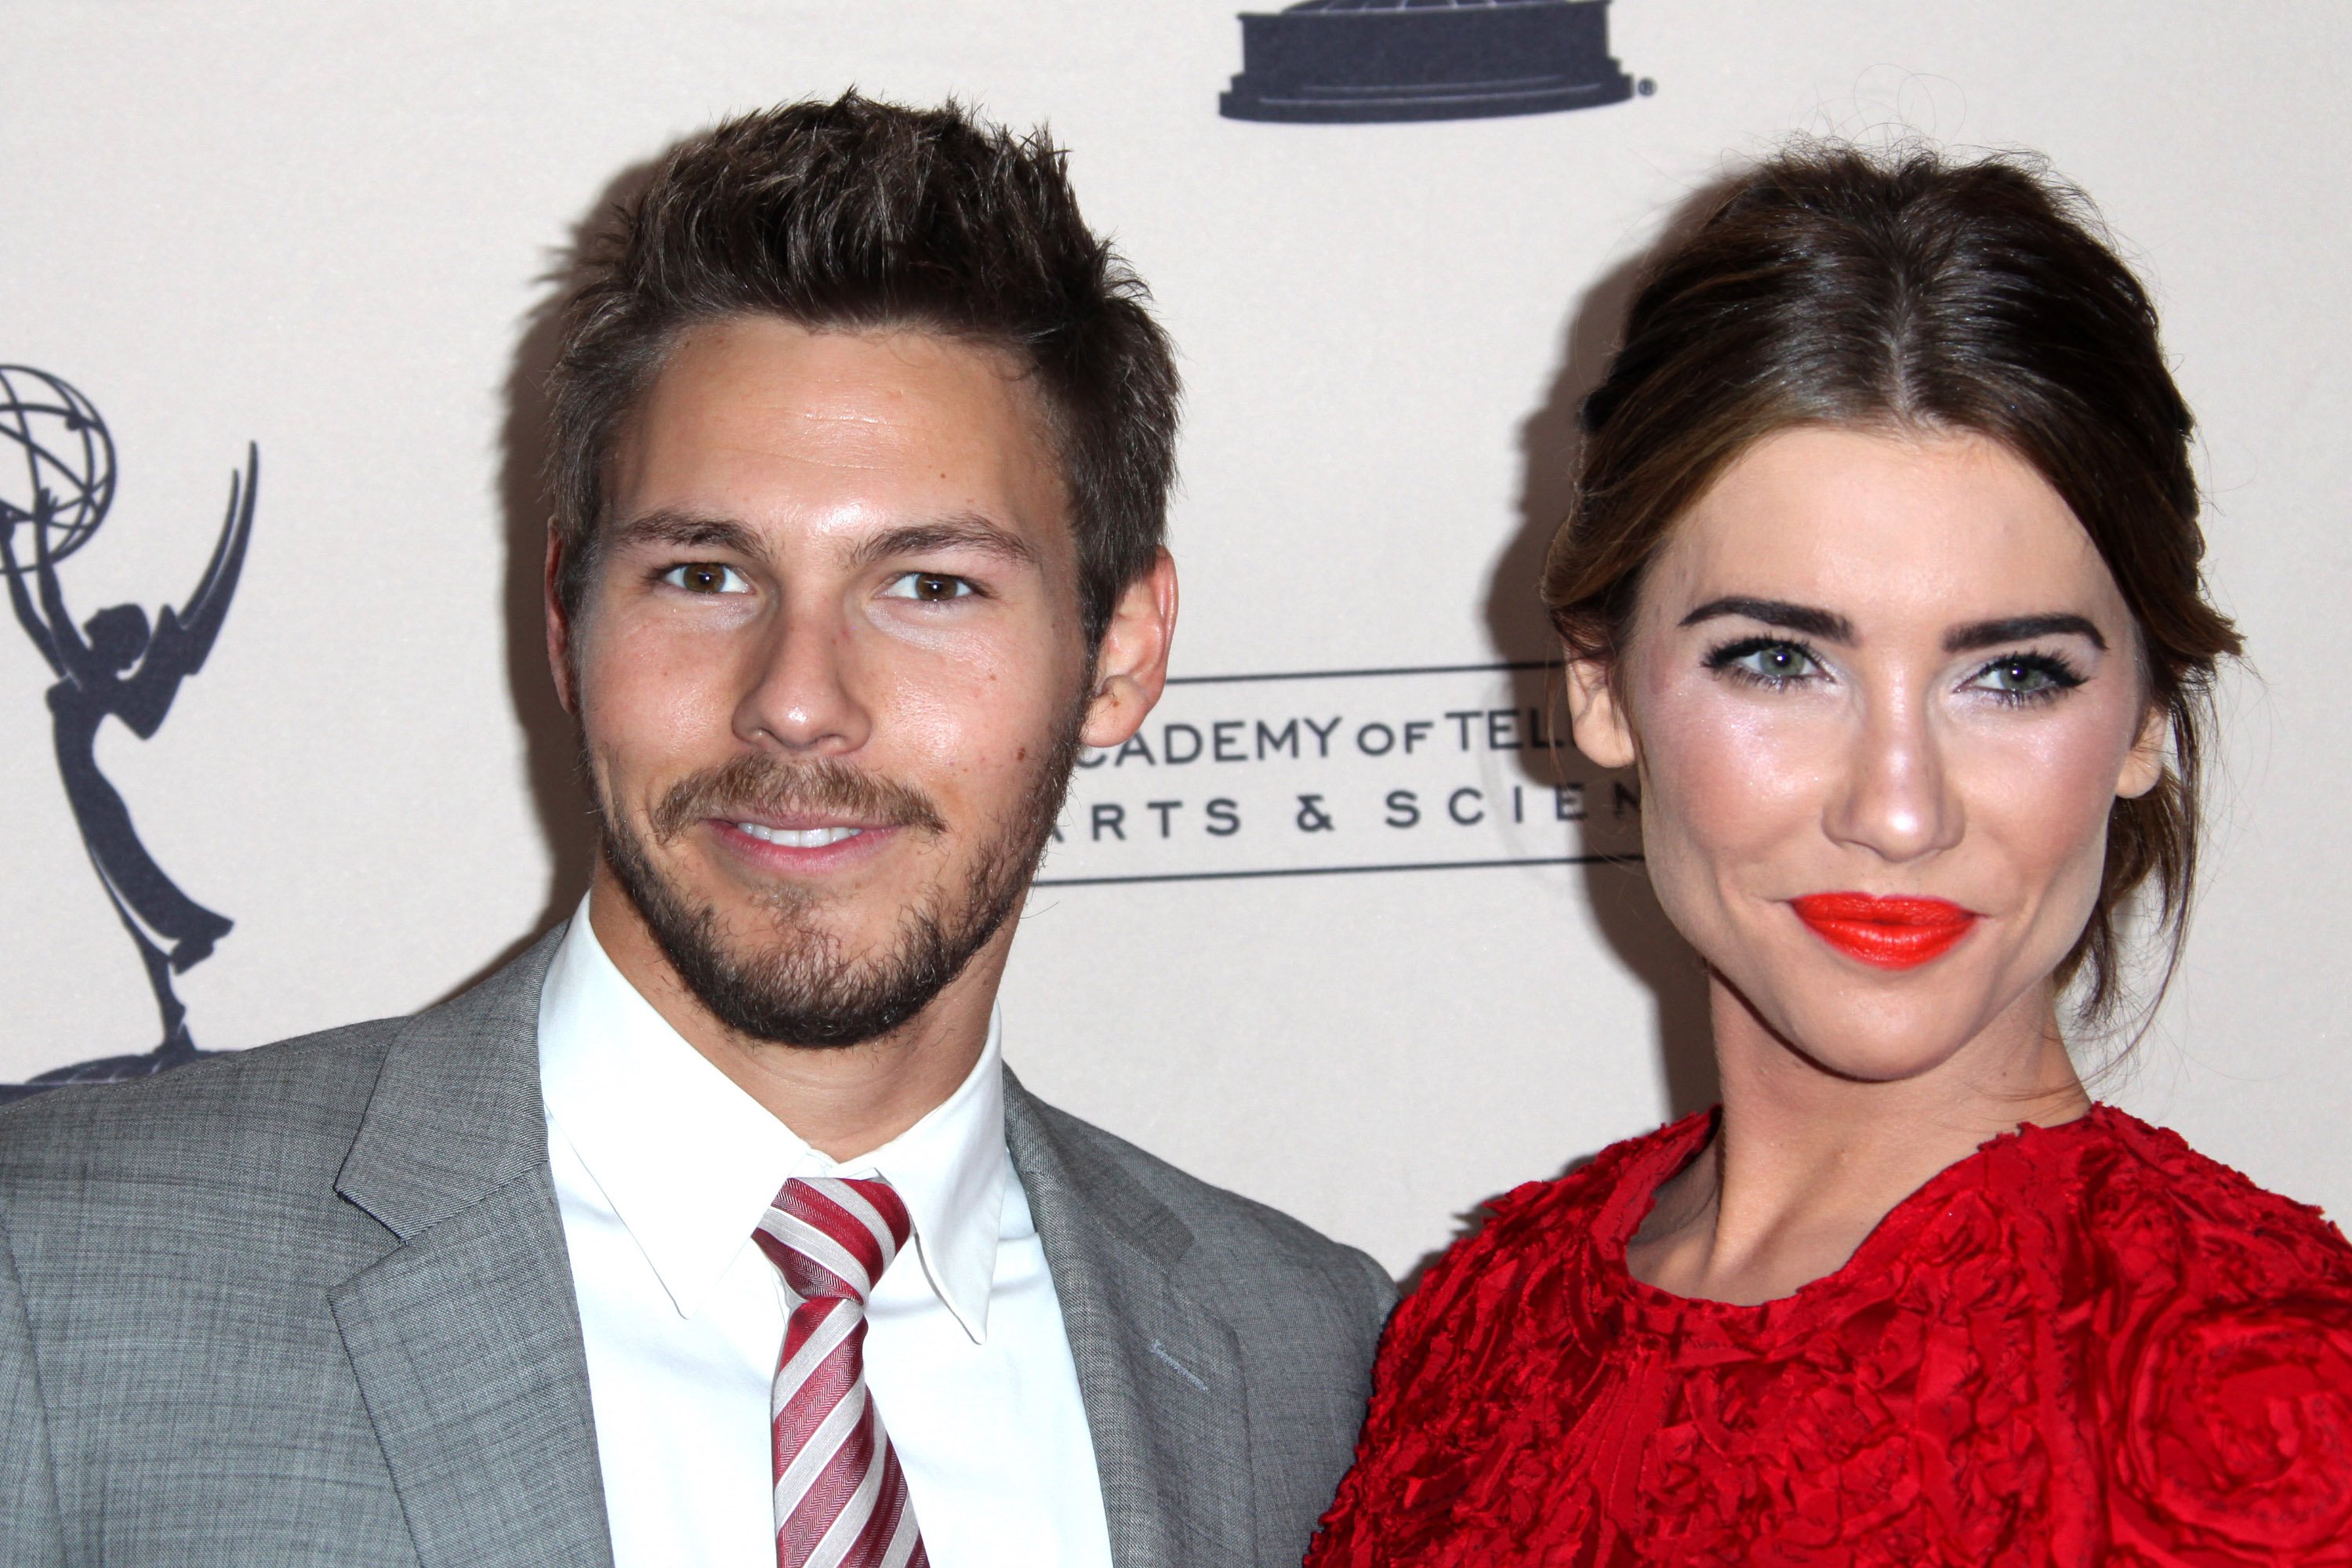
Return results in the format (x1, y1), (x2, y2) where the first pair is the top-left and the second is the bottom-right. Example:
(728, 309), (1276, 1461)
(2090, 1119), (2352, 1564)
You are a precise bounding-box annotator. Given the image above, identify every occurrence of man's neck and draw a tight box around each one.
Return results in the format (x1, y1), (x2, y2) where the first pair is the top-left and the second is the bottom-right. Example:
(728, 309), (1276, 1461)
(585, 874), (1007, 1162)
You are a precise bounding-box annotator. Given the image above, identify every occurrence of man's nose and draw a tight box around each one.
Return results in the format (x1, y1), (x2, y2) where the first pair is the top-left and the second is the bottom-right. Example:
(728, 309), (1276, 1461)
(1823, 686), (1962, 864)
(732, 597), (873, 756)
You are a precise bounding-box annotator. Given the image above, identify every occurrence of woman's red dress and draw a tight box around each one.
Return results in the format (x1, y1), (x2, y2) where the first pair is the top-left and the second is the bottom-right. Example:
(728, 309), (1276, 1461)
(1308, 1106), (2352, 1566)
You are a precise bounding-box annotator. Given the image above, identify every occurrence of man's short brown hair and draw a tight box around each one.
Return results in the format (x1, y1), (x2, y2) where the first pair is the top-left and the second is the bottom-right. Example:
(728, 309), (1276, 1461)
(545, 93), (1181, 645)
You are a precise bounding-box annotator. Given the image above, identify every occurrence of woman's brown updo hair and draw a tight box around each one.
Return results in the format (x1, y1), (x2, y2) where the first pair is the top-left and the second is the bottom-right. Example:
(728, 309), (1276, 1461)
(1542, 143), (2241, 1024)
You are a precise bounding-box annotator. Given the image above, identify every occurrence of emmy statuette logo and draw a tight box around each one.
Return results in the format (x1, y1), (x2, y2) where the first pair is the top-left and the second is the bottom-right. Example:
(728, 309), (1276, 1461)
(0, 366), (257, 1102)
(1220, 0), (1643, 125)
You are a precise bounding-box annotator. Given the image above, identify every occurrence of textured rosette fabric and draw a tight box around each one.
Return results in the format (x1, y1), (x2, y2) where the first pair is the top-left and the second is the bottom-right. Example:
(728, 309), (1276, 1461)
(1308, 1107), (2352, 1567)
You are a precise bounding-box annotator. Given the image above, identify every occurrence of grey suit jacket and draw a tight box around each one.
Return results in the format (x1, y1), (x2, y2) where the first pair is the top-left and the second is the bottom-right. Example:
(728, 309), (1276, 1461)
(0, 931), (1393, 1568)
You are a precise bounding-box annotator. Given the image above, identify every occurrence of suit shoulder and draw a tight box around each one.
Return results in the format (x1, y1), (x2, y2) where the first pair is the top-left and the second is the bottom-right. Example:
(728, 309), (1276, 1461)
(1015, 1090), (1394, 1309)
(0, 1018), (402, 1185)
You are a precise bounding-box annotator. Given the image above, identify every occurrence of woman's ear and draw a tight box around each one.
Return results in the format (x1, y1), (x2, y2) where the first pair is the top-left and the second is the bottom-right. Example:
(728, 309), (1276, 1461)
(1564, 652), (1638, 770)
(2116, 702), (2169, 800)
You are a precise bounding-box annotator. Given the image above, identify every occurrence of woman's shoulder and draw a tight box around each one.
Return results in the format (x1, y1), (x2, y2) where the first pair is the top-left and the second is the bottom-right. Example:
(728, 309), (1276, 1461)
(1319, 1111), (1708, 1552)
(1377, 1112), (1709, 1363)
(2064, 1106), (2352, 1293)
(2057, 1109), (2352, 1562)
(1429, 1112), (1708, 1279)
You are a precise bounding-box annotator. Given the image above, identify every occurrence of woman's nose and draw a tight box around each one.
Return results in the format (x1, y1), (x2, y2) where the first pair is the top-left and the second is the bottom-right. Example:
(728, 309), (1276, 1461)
(1823, 688), (1962, 863)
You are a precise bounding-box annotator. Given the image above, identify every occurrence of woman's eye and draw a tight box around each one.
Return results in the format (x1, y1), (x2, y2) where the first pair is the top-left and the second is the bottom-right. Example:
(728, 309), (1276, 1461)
(659, 563), (750, 595)
(880, 572), (975, 603)
(1708, 639), (1823, 686)
(1967, 654), (2081, 701)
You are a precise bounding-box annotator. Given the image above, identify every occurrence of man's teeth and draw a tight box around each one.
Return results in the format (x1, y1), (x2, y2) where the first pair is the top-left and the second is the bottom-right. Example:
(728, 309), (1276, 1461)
(735, 823), (865, 848)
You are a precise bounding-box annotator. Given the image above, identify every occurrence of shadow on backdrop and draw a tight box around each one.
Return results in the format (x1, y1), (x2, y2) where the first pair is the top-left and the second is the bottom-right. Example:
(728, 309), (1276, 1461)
(439, 158), (663, 1002)
(1401, 187), (1733, 1289)
(1486, 241), (1717, 1131)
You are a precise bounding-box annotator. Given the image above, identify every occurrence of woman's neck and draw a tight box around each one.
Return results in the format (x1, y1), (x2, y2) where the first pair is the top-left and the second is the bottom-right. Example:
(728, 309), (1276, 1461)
(1624, 975), (2089, 1305)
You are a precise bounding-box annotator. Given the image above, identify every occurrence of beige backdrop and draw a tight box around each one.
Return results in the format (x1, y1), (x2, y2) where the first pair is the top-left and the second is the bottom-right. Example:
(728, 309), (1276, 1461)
(2, 1), (2345, 1274)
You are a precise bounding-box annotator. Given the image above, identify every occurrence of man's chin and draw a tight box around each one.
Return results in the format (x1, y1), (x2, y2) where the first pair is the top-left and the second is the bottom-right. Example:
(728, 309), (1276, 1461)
(602, 829), (992, 1048)
(699, 913), (920, 985)
(670, 923), (956, 1050)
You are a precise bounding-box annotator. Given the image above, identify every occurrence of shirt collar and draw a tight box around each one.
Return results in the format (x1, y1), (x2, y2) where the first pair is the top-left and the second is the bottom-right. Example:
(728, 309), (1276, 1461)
(536, 898), (1008, 1342)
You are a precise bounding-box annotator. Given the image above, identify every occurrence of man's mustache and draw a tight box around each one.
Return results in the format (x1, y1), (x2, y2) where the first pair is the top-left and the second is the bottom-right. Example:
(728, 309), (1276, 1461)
(648, 753), (946, 843)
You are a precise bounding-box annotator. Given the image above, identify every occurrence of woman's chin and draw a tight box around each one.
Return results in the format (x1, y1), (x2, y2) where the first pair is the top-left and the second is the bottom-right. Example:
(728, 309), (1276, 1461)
(1776, 1027), (1981, 1086)
(1729, 978), (1999, 1087)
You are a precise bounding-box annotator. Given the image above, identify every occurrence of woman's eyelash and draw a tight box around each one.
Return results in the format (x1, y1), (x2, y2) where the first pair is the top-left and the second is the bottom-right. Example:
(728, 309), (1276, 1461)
(1700, 636), (2089, 706)
(1967, 650), (2085, 704)
(1704, 635), (1803, 668)
(1703, 636), (1824, 685)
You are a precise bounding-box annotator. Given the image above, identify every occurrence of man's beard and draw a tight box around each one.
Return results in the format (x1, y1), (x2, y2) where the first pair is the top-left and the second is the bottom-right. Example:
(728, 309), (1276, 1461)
(594, 710), (1082, 1050)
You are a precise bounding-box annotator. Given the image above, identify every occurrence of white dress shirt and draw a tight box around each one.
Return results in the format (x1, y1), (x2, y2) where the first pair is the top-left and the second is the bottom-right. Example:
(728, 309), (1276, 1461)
(537, 902), (1115, 1568)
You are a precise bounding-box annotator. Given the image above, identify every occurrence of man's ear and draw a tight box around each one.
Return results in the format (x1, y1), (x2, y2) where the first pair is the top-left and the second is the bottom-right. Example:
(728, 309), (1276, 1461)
(1080, 550), (1178, 750)
(1564, 652), (1637, 770)
(2116, 702), (2169, 800)
(544, 524), (579, 717)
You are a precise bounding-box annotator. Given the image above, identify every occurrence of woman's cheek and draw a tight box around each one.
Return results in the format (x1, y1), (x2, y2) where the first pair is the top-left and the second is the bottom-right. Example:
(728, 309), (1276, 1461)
(1637, 681), (1830, 950)
(1958, 710), (2135, 957)
(1647, 684), (1827, 855)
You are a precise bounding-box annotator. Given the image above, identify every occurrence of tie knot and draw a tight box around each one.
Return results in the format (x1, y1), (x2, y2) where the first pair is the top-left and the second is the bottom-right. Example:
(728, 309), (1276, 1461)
(753, 1175), (912, 1305)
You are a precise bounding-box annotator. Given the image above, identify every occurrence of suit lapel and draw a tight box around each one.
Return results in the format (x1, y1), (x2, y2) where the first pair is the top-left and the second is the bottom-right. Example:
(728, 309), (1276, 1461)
(331, 930), (614, 1568)
(1004, 1075), (1255, 1568)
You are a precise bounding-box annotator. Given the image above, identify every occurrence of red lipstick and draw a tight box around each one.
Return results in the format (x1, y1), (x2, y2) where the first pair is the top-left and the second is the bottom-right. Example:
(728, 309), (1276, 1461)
(1789, 892), (1976, 970)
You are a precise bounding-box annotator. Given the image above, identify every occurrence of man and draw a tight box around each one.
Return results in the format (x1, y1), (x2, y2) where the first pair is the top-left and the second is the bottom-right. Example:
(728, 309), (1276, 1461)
(0, 96), (1392, 1568)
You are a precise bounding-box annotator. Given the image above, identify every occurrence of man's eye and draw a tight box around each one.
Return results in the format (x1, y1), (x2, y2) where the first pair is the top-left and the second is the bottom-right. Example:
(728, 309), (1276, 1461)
(880, 572), (975, 603)
(659, 563), (750, 595)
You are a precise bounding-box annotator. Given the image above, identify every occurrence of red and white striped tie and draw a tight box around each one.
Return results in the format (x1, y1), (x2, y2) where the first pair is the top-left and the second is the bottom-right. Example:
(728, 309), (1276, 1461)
(753, 1176), (930, 1568)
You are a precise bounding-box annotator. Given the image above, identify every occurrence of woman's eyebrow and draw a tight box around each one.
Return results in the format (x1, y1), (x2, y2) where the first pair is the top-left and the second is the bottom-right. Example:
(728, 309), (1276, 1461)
(1943, 613), (2107, 654)
(1679, 596), (1855, 643)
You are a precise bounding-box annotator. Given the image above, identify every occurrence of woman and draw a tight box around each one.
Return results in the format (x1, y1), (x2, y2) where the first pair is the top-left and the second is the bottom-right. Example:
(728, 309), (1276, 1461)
(1308, 147), (2352, 1566)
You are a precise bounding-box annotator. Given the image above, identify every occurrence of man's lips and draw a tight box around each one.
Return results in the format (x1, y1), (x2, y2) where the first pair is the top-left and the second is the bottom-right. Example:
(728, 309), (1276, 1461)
(706, 815), (903, 866)
(728, 819), (873, 849)
(1788, 892), (1978, 970)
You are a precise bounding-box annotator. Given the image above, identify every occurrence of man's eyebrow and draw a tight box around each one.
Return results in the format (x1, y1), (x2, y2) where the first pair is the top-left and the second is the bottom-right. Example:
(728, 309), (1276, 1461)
(1944, 613), (2109, 654)
(844, 515), (1040, 571)
(605, 510), (766, 559)
(1678, 597), (1857, 643)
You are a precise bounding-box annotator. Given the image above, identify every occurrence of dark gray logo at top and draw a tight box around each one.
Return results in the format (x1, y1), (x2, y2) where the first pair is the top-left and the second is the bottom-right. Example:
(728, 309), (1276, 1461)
(1221, 0), (1639, 124)
(1, 366), (256, 1101)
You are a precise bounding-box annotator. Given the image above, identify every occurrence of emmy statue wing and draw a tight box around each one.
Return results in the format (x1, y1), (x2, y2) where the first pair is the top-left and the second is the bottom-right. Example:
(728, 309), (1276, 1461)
(149, 443), (257, 679)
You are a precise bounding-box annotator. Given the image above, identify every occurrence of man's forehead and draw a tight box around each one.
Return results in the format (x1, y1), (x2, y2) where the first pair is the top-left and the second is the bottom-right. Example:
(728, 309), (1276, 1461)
(612, 316), (1070, 550)
(642, 318), (1040, 450)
